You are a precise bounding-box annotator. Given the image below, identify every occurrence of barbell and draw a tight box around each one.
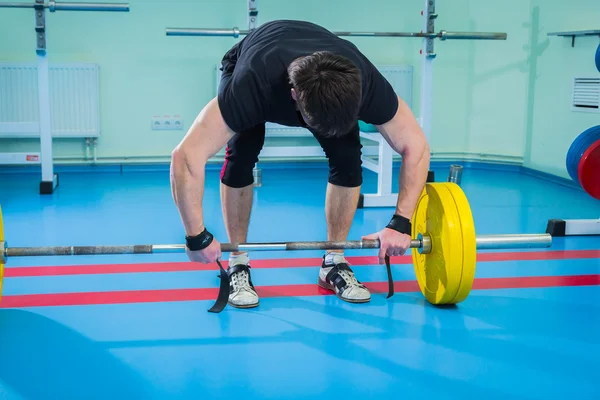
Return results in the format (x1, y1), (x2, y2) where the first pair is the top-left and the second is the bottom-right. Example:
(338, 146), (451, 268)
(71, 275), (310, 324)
(165, 27), (507, 41)
(0, 1), (130, 12)
(0, 182), (552, 312)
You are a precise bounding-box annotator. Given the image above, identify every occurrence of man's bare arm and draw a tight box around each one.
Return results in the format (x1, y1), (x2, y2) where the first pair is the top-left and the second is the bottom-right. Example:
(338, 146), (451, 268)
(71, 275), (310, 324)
(375, 96), (430, 220)
(170, 97), (235, 237)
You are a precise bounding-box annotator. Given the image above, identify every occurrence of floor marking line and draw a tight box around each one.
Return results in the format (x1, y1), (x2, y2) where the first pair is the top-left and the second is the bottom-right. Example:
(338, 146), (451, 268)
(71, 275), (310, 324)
(5, 250), (600, 278)
(1, 274), (598, 308)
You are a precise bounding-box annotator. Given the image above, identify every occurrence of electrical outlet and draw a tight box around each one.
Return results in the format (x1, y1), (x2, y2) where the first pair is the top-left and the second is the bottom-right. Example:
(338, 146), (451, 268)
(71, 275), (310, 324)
(171, 115), (183, 130)
(151, 115), (184, 131)
(151, 116), (168, 130)
(151, 116), (163, 130)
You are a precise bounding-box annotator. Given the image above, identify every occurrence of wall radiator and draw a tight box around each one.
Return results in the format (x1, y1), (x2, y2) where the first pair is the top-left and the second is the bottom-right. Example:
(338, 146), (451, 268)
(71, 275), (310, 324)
(0, 62), (100, 139)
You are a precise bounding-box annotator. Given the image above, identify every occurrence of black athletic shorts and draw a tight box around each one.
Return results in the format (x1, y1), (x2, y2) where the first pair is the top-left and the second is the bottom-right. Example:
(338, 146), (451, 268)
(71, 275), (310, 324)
(216, 20), (401, 189)
(220, 124), (363, 188)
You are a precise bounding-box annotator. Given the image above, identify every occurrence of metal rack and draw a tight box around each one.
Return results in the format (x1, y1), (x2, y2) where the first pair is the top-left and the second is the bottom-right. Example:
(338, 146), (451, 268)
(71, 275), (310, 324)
(0, 0), (130, 194)
(166, 0), (507, 206)
(547, 29), (600, 47)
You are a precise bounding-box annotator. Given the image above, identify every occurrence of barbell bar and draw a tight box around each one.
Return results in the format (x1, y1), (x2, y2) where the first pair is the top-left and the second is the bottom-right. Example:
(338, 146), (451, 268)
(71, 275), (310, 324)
(164, 27), (507, 41)
(0, 1), (130, 12)
(0, 233), (551, 261)
(0, 182), (556, 313)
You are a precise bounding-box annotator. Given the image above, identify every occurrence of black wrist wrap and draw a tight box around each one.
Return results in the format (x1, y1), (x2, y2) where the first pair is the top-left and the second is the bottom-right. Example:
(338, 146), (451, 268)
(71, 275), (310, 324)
(186, 228), (214, 251)
(386, 214), (412, 235)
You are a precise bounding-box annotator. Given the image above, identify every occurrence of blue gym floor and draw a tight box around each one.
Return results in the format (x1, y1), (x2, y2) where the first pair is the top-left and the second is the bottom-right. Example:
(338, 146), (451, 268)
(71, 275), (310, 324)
(0, 162), (599, 400)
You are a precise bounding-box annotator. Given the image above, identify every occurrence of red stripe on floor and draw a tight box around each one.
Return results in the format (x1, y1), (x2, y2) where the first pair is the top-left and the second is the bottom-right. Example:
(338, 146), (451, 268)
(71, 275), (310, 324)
(5, 249), (599, 277)
(4, 258), (322, 277)
(476, 250), (600, 262)
(1, 274), (598, 309)
(471, 274), (600, 290)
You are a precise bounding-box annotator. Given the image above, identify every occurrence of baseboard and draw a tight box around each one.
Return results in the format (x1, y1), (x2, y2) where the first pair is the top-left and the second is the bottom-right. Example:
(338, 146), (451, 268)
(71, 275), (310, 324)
(0, 158), (523, 175)
(519, 166), (584, 191)
(0, 157), (581, 195)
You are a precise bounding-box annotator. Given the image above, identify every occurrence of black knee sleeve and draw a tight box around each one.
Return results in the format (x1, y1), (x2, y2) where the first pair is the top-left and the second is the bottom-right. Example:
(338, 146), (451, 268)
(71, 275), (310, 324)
(327, 152), (363, 187)
(220, 125), (265, 188)
(313, 124), (363, 187)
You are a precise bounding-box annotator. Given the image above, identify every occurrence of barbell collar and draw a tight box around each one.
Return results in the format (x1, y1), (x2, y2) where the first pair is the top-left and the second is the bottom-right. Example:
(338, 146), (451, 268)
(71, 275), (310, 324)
(417, 234), (432, 254)
(0, 241), (5, 264)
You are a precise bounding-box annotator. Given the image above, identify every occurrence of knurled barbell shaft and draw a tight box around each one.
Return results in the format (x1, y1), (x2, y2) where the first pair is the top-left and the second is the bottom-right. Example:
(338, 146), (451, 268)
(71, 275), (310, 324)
(1, 234), (552, 260)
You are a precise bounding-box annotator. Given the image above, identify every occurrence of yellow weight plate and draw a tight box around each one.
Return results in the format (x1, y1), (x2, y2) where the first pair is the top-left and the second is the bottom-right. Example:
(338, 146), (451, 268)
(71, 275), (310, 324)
(444, 182), (477, 304)
(411, 183), (464, 304)
(0, 205), (4, 302)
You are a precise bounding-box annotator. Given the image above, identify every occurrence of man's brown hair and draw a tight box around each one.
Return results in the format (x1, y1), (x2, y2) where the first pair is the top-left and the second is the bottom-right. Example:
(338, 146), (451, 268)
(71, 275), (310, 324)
(288, 51), (362, 137)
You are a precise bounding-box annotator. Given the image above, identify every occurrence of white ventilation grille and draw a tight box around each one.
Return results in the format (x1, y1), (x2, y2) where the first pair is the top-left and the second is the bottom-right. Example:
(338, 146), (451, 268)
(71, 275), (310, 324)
(572, 77), (600, 112)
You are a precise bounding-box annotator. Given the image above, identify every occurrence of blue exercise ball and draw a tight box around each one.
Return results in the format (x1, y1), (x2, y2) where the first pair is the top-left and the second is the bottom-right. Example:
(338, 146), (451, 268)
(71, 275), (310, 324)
(596, 43), (600, 73)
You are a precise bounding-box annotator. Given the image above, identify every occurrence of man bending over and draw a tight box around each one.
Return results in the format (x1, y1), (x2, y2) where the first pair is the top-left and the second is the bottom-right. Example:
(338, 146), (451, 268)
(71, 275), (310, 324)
(170, 20), (430, 308)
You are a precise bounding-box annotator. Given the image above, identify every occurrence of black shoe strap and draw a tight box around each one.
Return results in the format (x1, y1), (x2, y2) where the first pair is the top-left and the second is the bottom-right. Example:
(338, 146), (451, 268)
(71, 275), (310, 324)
(208, 255), (394, 313)
(227, 263), (251, 278)
(208, 259), (230, 313)
(325, 263), (354, 293)
(385, 255), (394, 299)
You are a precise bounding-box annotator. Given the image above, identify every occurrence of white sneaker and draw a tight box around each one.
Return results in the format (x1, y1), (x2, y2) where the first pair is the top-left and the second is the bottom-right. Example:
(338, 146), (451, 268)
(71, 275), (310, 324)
(227, 264), (259, 308)
(317, 257), (371, 303)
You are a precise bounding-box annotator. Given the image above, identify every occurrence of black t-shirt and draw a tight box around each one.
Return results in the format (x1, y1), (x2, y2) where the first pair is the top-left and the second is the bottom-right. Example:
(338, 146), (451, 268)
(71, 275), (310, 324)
(217, 20), (399, 134)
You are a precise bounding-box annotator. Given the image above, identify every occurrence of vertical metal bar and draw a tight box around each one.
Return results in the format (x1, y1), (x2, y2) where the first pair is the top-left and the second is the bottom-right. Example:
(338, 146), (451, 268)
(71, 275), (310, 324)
(253, 167), (262, 187)
(247, 0), (258, 31)
(38, 55), (55, 188)
(419, 0), (435, 143)
(423, 0), (436, 57)
(378, 135), (393, 195)
(34, 0), (56, 193)
(448, 164), (463, 185)
(248, 0), (261, 187)
(34, 0), (46, 53)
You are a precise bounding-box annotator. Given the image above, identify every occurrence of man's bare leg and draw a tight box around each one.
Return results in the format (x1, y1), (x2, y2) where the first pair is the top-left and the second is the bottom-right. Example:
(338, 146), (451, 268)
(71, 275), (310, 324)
(220, 182), (259, 308)
(218, 123), (263, 308)
(319, 183), (371, 302)
(220, 182), (254, 251)
(325, 183), (360, 242)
